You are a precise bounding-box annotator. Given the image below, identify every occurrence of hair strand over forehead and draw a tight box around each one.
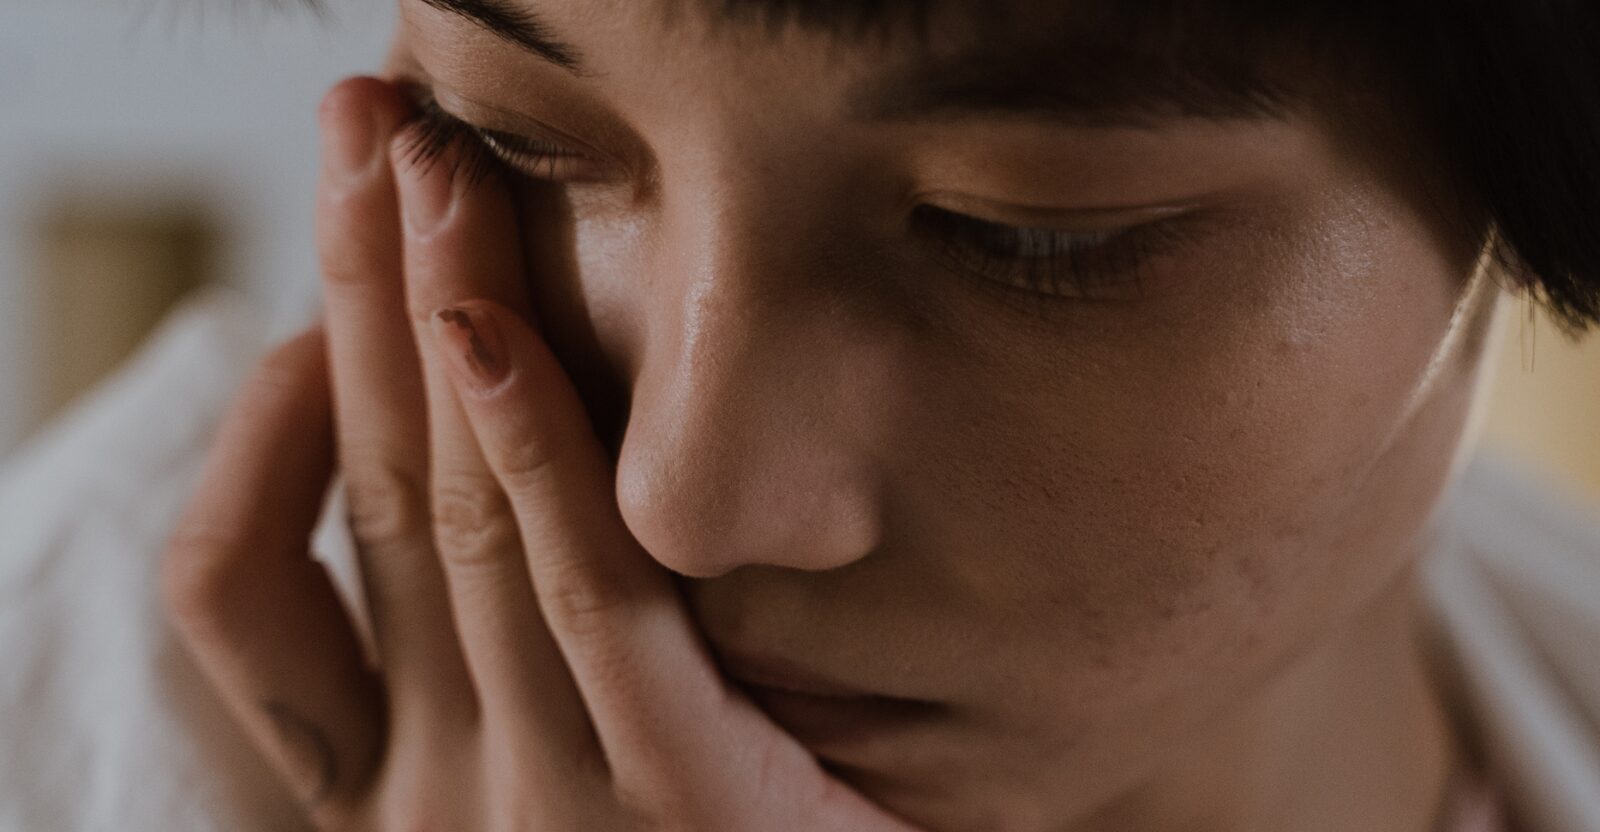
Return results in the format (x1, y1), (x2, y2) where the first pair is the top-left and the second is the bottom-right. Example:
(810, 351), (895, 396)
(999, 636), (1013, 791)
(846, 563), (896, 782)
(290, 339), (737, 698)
(274, 0), (1600, 334)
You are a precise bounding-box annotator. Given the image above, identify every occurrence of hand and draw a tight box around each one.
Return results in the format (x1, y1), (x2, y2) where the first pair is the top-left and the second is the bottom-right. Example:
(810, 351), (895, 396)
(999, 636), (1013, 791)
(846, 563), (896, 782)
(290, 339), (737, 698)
(161, 76), (922, 832)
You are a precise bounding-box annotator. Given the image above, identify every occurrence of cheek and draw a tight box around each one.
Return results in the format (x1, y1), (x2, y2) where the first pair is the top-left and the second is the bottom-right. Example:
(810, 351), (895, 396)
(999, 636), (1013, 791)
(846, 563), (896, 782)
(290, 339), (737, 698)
(889, 184), (1484, 715)
(516, 186), (654, 444)
(520, 184), (646, 328)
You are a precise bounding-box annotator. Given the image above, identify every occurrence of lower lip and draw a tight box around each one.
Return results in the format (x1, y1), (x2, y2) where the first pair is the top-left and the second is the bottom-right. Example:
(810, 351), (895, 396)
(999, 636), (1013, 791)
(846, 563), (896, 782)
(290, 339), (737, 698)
(743, 684), (936, 750)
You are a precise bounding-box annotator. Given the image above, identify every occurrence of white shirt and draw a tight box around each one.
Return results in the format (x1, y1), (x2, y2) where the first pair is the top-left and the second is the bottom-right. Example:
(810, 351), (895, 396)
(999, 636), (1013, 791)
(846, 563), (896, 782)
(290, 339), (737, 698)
(2, 290), (1597, 832)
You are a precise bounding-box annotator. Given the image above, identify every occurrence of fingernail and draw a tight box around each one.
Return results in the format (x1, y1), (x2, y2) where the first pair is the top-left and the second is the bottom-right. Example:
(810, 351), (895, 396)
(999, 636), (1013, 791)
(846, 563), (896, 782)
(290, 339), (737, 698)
(320, 105), (380, 186)
(431, 305), (510, 394)
(395, 130), (458, 236)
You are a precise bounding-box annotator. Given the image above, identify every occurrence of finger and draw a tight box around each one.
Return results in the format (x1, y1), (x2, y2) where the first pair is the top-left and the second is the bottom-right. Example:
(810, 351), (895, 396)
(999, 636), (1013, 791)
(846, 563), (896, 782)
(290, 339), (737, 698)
(429, 300), (748, 788)
(162, 328), (382, 819)
(316, 76), (474, 711)
(391, 119), (598, 756)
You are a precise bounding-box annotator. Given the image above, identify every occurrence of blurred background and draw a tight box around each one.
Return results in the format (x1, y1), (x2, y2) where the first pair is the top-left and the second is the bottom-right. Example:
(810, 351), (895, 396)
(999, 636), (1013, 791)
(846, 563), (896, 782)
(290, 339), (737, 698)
(0, 0), (392, 455)
(0, 0), (1597, 509)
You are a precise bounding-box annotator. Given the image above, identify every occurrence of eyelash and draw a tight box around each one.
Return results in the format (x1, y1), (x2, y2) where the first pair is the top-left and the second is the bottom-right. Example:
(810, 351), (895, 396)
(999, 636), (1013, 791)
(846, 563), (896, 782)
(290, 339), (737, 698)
(911, 205), (1194, 303)
(398, 90), (597, 185)
(398, 87), (1186, 305)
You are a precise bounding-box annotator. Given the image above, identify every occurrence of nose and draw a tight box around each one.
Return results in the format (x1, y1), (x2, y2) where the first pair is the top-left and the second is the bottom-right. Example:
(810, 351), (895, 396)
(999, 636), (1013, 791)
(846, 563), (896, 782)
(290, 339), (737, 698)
(611, 201), (888, 579)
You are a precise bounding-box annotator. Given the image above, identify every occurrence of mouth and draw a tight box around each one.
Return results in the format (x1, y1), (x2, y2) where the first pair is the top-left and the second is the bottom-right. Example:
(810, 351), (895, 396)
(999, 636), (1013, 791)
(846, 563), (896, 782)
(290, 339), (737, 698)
(718, 651), (942, 750)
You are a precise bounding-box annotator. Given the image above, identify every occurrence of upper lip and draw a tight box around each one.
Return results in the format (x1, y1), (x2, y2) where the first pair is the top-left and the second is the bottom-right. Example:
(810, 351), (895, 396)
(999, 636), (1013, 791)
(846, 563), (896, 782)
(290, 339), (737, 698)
(718, 651), (884, 700)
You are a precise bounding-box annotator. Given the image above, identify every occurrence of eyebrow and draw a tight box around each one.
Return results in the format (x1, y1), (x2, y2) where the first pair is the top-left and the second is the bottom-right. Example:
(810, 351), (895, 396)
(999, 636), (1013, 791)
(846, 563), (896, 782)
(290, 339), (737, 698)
(413, 0), (1304, 130)
(845, 42), (1303, 130)
(416, 0), (585, 73)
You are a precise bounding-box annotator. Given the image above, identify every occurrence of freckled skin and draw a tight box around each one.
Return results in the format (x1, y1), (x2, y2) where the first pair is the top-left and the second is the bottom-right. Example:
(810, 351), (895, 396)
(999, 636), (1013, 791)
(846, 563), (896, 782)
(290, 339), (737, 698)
(389, 1), (1502, 829)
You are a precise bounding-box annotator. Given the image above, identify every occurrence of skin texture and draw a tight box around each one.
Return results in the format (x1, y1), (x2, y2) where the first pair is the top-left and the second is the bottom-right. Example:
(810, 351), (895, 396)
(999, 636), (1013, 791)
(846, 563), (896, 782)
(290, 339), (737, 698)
(166, 77), (923, 832)
(399, 0), (1503, 827)
(164, 0), (1512, 830)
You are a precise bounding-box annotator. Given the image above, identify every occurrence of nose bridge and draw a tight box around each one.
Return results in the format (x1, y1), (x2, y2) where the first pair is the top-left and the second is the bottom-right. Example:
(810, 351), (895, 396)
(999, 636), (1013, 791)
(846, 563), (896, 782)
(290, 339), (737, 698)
(613, 179), (884, 578)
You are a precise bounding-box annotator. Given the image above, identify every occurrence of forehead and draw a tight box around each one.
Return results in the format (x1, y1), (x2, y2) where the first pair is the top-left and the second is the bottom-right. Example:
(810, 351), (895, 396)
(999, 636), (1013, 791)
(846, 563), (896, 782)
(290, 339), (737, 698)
(676, 0), (941, 37)
(413, 0), (1319, 58)
(655, 0), (1331, 61)
(408, 0), (1333, 129)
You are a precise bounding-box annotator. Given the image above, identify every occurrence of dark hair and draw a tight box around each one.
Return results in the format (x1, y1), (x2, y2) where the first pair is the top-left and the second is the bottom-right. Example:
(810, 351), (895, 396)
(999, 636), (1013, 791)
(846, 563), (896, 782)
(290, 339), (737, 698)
(304, 0), (1600, 335)
(1345, 0), (1600, 338)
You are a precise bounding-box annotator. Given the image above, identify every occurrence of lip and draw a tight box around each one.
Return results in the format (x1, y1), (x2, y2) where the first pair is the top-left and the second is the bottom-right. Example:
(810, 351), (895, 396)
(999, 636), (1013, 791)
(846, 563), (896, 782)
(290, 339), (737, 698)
(719, 652), (940, 749)
(718, 652), (883, 699)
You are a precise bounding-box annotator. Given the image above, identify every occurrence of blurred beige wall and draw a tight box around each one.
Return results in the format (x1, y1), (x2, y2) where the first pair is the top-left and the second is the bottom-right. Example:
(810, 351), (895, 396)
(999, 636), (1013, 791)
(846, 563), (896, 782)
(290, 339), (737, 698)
(1478, 292), (1600, 507)
(27, 203), (216, 433)
(0, 2), (395, 459)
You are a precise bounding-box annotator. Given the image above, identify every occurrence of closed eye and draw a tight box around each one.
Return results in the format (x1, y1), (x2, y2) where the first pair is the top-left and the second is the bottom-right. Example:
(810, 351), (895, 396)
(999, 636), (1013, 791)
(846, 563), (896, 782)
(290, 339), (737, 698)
(397, 85), (608, 183)
(911, 204), (1199, 301)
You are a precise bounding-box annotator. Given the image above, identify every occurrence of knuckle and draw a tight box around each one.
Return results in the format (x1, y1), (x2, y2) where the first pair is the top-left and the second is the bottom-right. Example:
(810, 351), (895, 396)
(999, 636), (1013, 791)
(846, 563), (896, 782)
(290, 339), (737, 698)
(494, 431), (568, 489)
(317, 237), (375, 290)
(537, 560), (638, 639)
(244, 332), (325, 405)
(316, 204), (395, 292)
(343, 461), (429, 548)
(430, 480), (519, 568)
(159, 533), (244, 637)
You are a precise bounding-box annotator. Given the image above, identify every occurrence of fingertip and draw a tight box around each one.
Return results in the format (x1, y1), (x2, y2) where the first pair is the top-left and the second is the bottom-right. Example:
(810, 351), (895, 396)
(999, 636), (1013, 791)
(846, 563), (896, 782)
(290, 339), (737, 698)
(318, 77), (414, 189)
(318, 75), (411, 134)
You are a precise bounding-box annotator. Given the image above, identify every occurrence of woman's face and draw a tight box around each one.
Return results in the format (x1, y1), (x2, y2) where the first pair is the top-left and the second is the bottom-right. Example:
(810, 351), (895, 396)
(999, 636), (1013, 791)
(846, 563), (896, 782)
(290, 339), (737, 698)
(390, 0), (1502, 825)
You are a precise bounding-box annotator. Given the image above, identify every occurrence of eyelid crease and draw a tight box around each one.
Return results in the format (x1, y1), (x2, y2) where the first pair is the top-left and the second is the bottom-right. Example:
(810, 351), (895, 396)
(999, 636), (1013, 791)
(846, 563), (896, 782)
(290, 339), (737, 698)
(391, 68), (641, 178)
(472, 123), (609, 182)
(398, 82), (617, 184)
(427, 85), (613, 159)
(475, 126), (584, 157)
(913, 203), (1215, 309)
(914, 190), (1207, 232)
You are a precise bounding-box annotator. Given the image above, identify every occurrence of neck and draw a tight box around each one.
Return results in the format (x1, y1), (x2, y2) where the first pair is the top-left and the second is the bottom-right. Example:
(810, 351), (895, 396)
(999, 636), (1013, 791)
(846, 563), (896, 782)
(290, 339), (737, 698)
(1086, 562), (1463, 832)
